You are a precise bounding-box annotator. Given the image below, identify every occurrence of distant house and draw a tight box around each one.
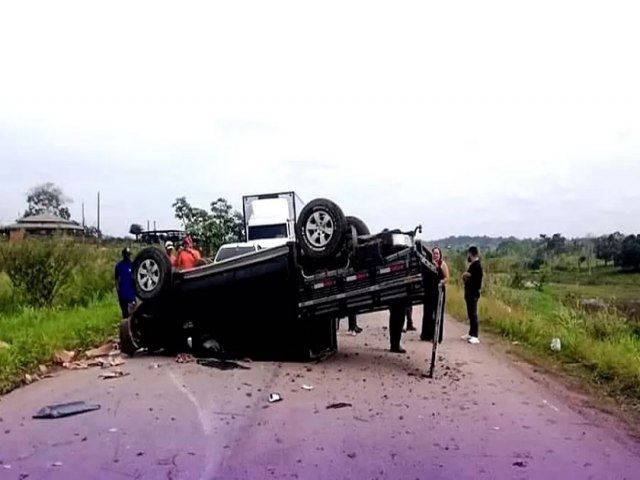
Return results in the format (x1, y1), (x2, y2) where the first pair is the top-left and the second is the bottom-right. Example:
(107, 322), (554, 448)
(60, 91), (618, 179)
(1, 214), (84, 242)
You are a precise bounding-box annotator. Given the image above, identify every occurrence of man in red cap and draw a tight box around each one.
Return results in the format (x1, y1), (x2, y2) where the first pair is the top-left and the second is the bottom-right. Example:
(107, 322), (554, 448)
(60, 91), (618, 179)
(176, 235), (200, 270)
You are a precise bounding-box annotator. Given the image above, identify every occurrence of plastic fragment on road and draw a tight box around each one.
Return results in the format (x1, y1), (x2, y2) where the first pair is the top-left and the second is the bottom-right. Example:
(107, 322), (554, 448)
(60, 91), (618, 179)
(301, 385), (314, 391)
(197, 359), (250, 371)
(550, 338), (562, 352)
(326, 402), (352, 410)
(99, 369), (129, 380)
(268, 393), (283, 403)
(513, 461), (528, 468)
(52, 462), (63, 467)
(108, 428), (118, 433)
(33, 401), (101, 419)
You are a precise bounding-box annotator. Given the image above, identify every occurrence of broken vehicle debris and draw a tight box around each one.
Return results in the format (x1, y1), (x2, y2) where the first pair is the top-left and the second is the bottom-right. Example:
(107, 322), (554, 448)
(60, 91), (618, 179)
(33, 401), (101, 419)
(197, 359), (250, 370)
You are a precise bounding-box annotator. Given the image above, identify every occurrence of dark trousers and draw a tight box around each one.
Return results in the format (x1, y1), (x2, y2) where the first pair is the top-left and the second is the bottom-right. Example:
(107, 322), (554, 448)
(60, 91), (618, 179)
(405, 306), (414, 329)
(465, 296), (479, 338)
(119, 298), (134, 319)
(421, 287), (445, 343)
(348, 314), (358, 331)
(389, 304), (406, 349)
(337, 314), (359, 330)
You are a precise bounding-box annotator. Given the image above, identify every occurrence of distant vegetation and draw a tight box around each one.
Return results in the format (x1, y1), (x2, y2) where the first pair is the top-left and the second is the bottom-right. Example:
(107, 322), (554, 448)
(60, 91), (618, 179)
(443, 230), (640, 413)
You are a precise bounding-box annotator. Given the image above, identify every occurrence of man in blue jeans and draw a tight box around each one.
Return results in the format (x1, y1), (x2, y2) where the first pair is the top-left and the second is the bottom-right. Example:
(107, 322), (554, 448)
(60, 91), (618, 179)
(115, 247), (136, 319)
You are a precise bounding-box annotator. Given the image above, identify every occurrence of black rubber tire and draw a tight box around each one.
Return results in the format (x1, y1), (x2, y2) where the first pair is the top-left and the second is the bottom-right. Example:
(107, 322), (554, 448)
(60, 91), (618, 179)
(119, 318), (140, 357)
(133, 247), (172, 301)
(346, 216), (370, 236)
(296, 198), (347, 261)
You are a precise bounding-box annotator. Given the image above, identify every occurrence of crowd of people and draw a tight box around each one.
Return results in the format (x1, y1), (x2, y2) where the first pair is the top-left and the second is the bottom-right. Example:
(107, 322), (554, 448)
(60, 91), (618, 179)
(338, 245), (483, 353)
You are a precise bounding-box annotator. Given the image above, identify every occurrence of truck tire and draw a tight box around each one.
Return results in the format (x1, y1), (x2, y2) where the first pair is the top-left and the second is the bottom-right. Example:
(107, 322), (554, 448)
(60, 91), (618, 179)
(297, 198), (347, 261)
(133, 247), (172, 301)
(119, 318), (141, 356)
(346, 216), (370, 236)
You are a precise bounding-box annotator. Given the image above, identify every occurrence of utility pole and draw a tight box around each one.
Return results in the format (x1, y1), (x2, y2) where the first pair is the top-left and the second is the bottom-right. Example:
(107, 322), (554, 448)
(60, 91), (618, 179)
(147, 220), (150, 232)
(97, 191), (101, 243)
(81, 200), (86, 243)
(154, 220), (157, 230)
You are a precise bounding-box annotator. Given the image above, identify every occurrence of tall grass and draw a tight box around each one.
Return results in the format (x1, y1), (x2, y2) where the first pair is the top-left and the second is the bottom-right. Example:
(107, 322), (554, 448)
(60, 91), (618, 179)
(0, 240), (126, 394)
(0, 298), (119, 394)
(447, 284), (640, 400)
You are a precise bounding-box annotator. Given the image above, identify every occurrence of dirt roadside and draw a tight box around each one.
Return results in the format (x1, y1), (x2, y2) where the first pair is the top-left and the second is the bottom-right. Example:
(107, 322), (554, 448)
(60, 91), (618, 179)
(0, 308), (639, 480)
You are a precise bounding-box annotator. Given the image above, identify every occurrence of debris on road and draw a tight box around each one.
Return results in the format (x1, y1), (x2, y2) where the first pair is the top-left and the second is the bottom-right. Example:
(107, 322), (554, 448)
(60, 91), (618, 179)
(550, 338), (562, 352)
(99, 369), (129, 380)
(108, 428), (118, 433)
(176, 353), (196, 364)
(149, 363), (161, 369)
(268, 393), (283, 403)
(52, 461), (63, 467)
(33, 401), (101, 419)
(197, 359), (250, 371)
(54, 350), (75, 364)
(301, 384), (314, 391)
(347, 452), (357, 459)
(62, 361), (90, 370)
(326, 402), (352, 410)
(85, 343), (117, 359)
(512, 461), (528, 468)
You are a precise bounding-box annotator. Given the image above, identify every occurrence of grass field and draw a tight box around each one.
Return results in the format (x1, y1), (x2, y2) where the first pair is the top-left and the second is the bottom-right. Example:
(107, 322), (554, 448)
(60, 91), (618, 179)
(446, 277), (640, 408)
(0, 298), (119, 394)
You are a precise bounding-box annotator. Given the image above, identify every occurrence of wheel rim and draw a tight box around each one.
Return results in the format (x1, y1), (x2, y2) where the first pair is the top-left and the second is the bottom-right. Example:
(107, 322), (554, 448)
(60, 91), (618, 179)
(137, 259), (161, 292)
(305, 211), (334, 249)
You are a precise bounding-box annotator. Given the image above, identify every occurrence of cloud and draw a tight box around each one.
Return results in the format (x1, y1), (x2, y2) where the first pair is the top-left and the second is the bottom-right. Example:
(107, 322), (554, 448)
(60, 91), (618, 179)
(0, 0), (639, 238)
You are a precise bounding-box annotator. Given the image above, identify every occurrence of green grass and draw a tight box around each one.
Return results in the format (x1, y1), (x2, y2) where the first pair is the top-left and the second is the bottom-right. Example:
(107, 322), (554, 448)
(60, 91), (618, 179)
(446, 283), (640, 404)
(0, 298), (119, 394)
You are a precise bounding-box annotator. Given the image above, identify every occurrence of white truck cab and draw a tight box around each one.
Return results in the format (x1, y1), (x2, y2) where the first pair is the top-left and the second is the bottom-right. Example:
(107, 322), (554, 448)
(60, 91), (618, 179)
(242, 192), (305, 248)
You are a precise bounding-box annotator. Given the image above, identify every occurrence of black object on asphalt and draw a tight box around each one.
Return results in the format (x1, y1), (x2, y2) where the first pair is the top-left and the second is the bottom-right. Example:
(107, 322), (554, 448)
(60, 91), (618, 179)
(197, 359), (251, 371)
(326, 402), (353, 410)
(33, 401), (101, 419)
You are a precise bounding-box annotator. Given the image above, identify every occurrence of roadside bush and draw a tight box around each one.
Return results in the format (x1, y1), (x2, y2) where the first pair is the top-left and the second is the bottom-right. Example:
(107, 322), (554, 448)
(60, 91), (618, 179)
(0, 240), (81, 307)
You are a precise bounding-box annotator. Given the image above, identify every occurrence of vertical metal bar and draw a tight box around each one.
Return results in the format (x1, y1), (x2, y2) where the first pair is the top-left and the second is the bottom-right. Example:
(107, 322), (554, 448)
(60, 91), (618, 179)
(428, 284), (445, 378)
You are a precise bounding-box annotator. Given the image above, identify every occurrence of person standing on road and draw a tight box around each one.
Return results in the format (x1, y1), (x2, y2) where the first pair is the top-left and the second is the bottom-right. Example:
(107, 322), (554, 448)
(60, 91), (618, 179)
(421, 247), (450, 342)
(389, 302), (408, 353)
(404, 305), (416, 332)
(462, 246), (483, 345)
(115, 247), (136, 319)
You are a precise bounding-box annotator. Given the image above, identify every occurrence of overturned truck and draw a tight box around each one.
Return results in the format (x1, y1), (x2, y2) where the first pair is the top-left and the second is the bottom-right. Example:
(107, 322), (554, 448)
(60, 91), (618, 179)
(121, 197), (443, 364)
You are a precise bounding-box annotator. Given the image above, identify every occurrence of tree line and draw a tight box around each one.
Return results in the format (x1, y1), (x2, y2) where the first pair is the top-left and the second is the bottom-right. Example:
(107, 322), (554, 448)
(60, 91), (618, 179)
(493, 232), (640, 271)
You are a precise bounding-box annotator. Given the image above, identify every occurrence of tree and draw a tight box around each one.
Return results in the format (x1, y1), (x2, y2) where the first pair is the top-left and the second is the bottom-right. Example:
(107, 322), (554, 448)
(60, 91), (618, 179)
(619, 235), (640, 271)
(129, 223), (144, 240)
(24, 182), (72, 220)
(172, 196), (244, 254)
(594, 232), (624, 266)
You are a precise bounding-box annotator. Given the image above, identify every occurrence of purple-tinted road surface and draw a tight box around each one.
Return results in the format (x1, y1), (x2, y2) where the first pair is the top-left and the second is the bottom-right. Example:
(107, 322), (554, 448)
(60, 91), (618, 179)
(1, 310), (639, 479)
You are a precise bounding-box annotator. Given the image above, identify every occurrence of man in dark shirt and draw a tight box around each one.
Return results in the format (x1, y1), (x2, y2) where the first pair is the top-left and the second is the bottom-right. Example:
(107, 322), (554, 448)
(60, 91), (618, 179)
(115, 247), (136, 319)
(462, 246), (483, 344)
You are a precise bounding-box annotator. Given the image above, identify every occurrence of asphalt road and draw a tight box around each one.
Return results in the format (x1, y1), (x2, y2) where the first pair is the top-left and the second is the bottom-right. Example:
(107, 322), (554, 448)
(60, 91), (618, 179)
(1, 309), (639, 480)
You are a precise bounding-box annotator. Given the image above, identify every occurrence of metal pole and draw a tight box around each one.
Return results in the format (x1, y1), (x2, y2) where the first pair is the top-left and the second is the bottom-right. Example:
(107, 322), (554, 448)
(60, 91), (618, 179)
(97, 191), (101, 243)
(428, 284), (445, 378)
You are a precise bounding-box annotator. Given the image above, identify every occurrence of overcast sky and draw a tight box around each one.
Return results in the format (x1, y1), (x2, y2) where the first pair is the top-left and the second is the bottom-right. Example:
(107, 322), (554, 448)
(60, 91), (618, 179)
(1, 1), (639, 239)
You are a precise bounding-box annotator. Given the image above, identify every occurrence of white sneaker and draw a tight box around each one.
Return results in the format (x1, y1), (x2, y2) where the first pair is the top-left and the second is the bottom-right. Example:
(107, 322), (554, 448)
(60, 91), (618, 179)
(468, 337), (480, 345)
(347, 330), (357, 337)
(461, 334), (471, 341)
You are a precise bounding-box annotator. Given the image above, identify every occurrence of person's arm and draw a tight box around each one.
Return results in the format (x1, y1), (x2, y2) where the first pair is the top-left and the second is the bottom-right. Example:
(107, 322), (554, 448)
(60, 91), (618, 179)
(114, 265), (120, 292)
(441, 261), (450, 285)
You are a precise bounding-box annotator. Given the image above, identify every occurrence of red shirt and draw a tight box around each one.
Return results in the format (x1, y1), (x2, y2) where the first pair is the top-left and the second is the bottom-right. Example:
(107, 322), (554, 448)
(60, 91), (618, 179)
(177, 249), (199, 270)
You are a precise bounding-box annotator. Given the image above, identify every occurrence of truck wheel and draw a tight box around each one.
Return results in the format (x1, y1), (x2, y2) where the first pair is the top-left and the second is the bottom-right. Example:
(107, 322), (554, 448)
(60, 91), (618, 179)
(119, 318), (141, 356)
(133, 247), (172, 301)
(346, 216), (370, 236)
(297, 198), (347, 261)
